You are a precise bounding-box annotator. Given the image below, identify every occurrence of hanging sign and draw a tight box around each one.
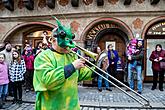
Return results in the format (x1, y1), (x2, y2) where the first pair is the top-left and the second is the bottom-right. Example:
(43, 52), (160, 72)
(147, 22), (165, 35)
(86, 23), (120, 40)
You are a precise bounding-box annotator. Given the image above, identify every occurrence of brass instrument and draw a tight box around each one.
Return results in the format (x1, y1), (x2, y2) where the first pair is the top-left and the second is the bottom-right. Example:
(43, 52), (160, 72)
(76, 45), (98, 60)
(70, 45), (151, 108)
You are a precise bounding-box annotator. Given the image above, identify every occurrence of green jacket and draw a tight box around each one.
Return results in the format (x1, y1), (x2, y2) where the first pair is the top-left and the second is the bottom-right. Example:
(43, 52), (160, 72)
(33, 49), (93, 110)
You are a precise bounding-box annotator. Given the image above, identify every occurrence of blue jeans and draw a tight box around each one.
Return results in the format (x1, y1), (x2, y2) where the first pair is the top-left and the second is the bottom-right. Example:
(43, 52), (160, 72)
(0, 84), (8, 99)
(128, 63), (142, 92)
(132, 60), (137, 68)
(98, 72), (110, 89)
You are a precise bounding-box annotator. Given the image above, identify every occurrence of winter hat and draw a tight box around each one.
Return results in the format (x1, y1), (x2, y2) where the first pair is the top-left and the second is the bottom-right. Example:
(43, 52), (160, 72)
(130, 38), (137, 45)
(26, 46), (32, 51)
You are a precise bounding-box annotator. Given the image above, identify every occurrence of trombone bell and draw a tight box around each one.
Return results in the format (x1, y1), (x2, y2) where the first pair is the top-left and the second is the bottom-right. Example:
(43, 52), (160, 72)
(75, 45), (98, 60)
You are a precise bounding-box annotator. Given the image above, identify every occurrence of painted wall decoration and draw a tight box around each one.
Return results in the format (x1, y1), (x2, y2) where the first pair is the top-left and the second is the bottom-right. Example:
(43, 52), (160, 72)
(133, 18), (143, 29)
(136, 0), (145, 4)
(70, 20), (80, 32)
(58, 0), (69, 6)
(108, 0), (119, 5)
(0, 24), (5, 33)
(83, 0), (93, 5)
(38, 0), (46, 9)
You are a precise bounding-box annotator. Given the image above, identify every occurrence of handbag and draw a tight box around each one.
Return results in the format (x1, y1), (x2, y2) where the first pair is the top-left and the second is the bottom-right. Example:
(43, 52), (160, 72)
(160, 61), (165, 70)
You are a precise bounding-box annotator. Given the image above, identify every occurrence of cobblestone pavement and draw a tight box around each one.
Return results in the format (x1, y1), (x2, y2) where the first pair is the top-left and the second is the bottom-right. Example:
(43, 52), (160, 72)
(1, 83), (165, 110)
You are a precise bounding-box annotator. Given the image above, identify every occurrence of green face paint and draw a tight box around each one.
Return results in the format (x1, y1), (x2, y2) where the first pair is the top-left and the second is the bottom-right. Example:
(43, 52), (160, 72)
(52, 16), (75, 48)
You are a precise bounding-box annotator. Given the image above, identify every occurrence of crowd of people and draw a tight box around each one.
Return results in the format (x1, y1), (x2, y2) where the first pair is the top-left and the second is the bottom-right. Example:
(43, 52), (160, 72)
(0, 38), (164, 109)
(97, 38), (165, 94)
(95, 38), (165, 95)
(0, 27), (165, 109)
(0, 41), (50, 108)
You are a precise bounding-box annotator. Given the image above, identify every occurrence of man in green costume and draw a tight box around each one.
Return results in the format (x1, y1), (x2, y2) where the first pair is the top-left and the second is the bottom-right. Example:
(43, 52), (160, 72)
(33, 18), (94, 110)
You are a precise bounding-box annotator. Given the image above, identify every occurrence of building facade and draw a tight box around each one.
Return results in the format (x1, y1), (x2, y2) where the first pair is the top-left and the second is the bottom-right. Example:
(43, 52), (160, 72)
(0, 0), (165, 82)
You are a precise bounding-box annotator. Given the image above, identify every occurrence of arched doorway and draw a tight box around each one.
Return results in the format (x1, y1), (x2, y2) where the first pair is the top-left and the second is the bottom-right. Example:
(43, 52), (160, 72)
(82, 18), (133, 65)
(81, 18), (133, 85)
(95, 28), (128, 64)
(3, 22), (54, 49)
(142, 17), (165, 81)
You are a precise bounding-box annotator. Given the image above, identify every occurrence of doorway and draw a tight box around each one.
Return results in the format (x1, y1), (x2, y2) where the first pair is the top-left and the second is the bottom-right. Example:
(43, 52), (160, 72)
(95, 28), (128, 65)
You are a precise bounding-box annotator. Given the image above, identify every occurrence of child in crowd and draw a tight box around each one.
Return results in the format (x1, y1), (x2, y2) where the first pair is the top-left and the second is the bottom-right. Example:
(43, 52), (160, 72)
(22, 47), (34, 92)
(0, 53), (9, 108)
(9, 50), (26, 104)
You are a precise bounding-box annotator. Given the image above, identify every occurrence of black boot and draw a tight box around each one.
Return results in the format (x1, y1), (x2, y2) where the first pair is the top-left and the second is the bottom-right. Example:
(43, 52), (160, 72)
(0, 98), (3, 109)
(151, 86), (156, 90)
(12, 98), (17, 104)
(17, 99), (22, 104)
(159, 86), (164, 91)
(2, 94), (6, 104)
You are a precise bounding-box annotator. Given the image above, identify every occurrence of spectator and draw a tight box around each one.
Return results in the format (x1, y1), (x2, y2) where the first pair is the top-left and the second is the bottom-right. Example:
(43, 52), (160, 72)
(9, 50), (26, 104)
(0, 43), (5, 52)
(14, 45), (22, 55)
(0, 53), (9, 109)
(34, 41), (43, 56)
(97, 47), (111, 92)
(149, 44), (165, 91)
(22, 47), (34, 92)
(127, 39), (144, 94)
(126, 39), (139, 72)
(0, 42), (13, 66)
(42, 43), (48, 50)
(0, 42), (13, 97)
(107, 44), (119, 80)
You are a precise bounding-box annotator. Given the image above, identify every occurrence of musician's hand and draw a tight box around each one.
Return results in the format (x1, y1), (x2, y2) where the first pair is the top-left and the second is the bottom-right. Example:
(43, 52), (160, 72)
(72, 59), (85, 70)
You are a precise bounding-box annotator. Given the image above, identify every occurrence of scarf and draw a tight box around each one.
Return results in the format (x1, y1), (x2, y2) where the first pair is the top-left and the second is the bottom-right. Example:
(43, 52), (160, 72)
(110, 50), (115, 60)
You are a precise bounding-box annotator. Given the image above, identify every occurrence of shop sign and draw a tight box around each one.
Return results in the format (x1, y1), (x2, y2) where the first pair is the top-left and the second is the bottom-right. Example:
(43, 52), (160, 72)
(86, 23), (120, 40)
(147, 22), (165, 35)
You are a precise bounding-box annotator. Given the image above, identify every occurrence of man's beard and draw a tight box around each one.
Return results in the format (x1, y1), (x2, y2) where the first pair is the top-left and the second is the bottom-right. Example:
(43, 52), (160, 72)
(6, 48), (12, 52)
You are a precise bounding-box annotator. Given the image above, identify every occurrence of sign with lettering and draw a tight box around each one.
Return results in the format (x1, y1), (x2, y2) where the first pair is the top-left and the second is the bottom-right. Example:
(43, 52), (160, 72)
(147, 22), (165, 35)
(86, 23), (120, 40)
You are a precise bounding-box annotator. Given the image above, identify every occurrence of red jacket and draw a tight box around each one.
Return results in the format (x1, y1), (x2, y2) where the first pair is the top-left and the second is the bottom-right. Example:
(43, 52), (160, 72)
(22, 55), (34, 70)
(149, 50), (165, 71)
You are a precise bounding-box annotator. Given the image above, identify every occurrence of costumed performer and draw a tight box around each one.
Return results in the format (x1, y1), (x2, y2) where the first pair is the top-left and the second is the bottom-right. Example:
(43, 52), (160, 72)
(33, 17), (95, 110)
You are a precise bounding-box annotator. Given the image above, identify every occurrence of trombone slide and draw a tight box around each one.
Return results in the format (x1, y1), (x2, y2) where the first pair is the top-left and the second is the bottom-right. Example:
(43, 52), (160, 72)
(70, 45), (151, 108)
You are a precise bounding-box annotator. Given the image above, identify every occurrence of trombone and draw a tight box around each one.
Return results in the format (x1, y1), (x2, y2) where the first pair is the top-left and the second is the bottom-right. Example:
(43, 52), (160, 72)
(70, 45), (151, 108)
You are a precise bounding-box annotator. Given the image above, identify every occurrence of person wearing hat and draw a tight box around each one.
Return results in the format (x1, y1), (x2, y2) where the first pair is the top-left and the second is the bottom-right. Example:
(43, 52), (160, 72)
(127, 38), (139, 71)
(127, 39), (144, 94)
(22, 45), (35, 92)
(33, 18), (95, 110)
